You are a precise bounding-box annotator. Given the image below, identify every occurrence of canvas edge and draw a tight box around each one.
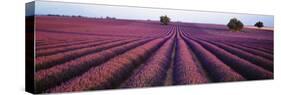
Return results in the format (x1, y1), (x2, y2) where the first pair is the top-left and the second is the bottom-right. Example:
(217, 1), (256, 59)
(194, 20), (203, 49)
(25, 1), (36, 94)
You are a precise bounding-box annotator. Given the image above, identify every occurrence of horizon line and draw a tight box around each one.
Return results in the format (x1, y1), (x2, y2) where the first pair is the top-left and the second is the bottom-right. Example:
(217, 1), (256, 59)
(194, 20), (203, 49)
(31, 14), (274, 28)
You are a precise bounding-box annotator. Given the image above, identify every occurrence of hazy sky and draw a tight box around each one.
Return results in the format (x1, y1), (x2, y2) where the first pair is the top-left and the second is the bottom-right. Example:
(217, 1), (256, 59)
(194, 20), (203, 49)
(32, 1), (274, 27)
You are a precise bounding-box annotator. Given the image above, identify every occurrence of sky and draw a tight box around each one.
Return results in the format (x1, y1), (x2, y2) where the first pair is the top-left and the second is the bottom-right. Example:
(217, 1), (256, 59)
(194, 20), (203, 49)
(30, 1), (274, 27)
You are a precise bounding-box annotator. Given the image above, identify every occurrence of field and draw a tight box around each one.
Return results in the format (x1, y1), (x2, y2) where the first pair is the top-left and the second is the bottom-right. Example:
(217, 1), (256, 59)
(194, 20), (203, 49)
(34, 16), (273, 93)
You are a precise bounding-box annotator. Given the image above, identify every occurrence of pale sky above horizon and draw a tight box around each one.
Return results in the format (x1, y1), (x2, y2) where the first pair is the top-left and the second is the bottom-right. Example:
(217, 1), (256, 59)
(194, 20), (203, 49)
(30, 1), (274, 27)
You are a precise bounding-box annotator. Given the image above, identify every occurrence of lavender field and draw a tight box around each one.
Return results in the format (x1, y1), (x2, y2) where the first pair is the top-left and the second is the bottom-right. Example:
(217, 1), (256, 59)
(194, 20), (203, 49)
(34, 16), (273, 93)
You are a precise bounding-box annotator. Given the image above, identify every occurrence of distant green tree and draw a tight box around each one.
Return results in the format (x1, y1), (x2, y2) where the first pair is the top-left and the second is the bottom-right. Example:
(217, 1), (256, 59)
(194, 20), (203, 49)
(254, 21), (264, 28)
(160, 15), (170, 25)
(106, 16), (110, 19)
(227, 18), (244, 32)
